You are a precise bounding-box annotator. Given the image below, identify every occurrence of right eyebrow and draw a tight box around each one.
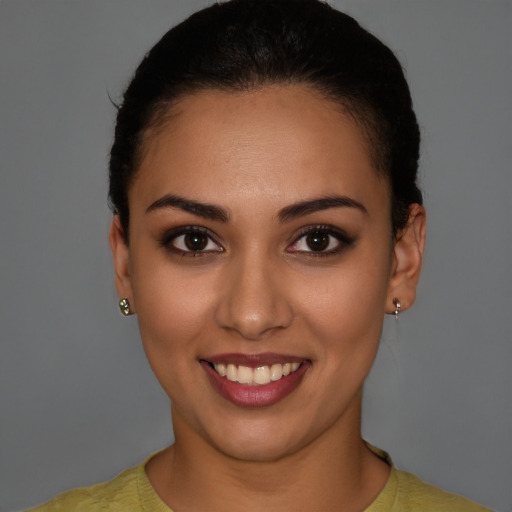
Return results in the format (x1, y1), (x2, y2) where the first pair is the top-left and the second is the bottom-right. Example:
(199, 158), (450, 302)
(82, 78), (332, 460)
(145, 194), (230, 223)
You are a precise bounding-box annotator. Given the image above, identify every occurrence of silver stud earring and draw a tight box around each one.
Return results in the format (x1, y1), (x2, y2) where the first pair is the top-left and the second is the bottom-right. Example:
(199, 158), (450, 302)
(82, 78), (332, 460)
(393, 298), (401, 318)
(119, 298), (133, 316)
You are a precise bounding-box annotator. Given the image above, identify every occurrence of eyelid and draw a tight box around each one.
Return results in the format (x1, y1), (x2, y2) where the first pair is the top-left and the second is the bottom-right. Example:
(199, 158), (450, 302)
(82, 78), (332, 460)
(287, 224), (355, 255)
(159, 225), (224, 255)
(158, 224), (354, 258)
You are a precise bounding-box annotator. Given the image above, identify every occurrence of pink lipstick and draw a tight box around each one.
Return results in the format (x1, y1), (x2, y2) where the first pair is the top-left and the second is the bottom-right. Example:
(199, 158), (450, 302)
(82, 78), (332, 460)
(200, 353), (310, 407)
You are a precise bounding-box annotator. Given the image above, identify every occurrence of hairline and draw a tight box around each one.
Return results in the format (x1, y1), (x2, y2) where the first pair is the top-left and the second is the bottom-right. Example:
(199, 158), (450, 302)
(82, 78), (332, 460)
(131, 81), (390, 189)
(118, 80), (394, 245)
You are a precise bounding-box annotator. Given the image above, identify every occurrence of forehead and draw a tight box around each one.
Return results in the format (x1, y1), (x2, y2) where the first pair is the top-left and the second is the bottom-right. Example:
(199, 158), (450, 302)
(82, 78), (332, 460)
(131, 85), (389, 214)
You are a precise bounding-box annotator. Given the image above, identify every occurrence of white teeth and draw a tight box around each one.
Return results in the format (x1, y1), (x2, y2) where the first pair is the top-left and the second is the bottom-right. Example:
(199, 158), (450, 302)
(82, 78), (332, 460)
(270, 364), (283, 381)
(253, 366), (271, 385)
(213, 362), (302, 386)
(226, 364), (237, 382)
(237, 365), (253, 384)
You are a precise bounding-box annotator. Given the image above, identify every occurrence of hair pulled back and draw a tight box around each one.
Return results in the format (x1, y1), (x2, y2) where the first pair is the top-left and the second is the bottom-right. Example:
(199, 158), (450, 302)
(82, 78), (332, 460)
(109, 0), (422, 241)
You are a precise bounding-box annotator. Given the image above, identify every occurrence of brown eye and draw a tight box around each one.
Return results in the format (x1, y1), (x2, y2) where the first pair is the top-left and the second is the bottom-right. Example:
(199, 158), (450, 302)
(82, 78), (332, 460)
(287, 226), (354, 256)
(306, 232), (329, 251)
(162, 227), (224, 255)
(184, 232), (208, 251)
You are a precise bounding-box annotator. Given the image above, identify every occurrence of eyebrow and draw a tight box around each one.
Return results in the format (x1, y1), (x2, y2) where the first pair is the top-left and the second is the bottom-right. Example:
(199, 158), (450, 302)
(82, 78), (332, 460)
(146, 193), (366, 223)
(277, 195), (367, 222)
(146, 194), (230, 222)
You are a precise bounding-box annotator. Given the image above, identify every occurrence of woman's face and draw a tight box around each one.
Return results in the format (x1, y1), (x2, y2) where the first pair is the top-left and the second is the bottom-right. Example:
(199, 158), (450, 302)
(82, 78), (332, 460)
(111, 85), (418, 461)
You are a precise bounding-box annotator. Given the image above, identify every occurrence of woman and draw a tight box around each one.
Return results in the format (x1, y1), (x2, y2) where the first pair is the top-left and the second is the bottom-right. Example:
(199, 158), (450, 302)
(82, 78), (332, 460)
(27, 0), (493, 510)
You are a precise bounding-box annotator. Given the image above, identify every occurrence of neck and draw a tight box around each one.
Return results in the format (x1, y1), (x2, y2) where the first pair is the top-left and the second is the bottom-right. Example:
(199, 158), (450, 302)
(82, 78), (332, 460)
(146, 397), (389, 512)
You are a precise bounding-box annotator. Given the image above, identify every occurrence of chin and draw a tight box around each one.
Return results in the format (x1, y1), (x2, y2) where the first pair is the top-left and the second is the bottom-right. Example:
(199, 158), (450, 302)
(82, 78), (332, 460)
(201, 413), (317, 463)
(215, 434), (299, 463)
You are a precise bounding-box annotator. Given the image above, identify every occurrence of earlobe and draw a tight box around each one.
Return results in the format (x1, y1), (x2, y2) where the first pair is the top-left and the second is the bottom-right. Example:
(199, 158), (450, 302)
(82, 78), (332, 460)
(387, 203), (426, 314)
(109, 216), (134, 311)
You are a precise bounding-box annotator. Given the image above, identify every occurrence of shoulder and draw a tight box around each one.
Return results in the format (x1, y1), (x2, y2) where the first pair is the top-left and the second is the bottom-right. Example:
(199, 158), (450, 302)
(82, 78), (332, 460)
(26, 465), (142, 512)
(365, 444), (493, 512)
(391, 468), (493, 512)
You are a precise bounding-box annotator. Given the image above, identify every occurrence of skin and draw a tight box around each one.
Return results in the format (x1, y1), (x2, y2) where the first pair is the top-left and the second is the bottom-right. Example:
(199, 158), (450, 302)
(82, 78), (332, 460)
(110, 85), (426, 511)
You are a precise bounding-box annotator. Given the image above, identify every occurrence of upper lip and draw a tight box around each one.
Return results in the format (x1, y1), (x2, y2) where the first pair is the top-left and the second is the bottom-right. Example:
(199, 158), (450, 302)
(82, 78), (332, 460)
(201, 352), (308, 368)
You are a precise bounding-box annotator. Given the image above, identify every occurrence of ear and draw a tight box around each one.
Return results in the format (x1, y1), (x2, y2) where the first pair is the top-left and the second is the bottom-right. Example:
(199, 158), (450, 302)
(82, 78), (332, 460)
(109, 215), (135, 312)
(386, 203), (426, 314)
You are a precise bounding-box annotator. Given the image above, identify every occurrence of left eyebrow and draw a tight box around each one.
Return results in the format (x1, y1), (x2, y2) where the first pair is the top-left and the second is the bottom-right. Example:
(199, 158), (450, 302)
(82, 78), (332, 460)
(277, 196), (367, 222)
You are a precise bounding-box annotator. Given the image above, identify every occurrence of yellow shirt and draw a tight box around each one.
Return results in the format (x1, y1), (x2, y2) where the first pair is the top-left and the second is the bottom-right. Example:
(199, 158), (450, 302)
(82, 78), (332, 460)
(27, 457), (493, 512)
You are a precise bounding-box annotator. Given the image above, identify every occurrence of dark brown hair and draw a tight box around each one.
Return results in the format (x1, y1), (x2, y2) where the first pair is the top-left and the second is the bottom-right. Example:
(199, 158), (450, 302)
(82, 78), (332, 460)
(109, 0), (422, 241)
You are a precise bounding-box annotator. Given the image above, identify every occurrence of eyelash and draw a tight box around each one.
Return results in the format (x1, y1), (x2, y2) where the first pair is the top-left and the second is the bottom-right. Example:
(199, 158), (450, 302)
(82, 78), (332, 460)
(159, 224), (355, 258)
(159, 226), (223, 257)
(287, 225), (355, 257)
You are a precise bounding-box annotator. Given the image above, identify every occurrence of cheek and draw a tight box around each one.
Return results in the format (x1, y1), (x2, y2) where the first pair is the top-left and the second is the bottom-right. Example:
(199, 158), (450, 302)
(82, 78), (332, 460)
(301, 252), (391, 364)
(129, 251), (218, 365)
(131, 268), (219, 408)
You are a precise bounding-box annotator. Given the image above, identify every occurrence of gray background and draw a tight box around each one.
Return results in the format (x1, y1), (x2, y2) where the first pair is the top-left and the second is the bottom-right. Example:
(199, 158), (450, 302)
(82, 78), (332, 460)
(0, 1), (510, 511)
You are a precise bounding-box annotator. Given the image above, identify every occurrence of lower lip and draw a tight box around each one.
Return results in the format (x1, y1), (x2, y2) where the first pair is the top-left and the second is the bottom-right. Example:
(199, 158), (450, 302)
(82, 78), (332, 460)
(201, 361), (310, 408)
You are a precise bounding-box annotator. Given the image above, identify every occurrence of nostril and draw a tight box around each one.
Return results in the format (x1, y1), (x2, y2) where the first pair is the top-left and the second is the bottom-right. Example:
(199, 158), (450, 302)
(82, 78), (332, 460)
(213, 266), (294, 340)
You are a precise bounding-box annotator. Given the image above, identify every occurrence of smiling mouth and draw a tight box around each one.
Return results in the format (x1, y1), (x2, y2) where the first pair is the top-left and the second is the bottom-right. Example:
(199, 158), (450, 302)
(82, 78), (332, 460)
(201, 355), (310, 407)
(210, 362), (302, 386)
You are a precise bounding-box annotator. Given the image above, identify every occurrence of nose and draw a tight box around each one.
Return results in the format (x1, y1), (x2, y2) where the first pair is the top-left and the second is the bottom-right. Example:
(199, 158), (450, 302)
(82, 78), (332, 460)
(215, 253), (294, 341)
